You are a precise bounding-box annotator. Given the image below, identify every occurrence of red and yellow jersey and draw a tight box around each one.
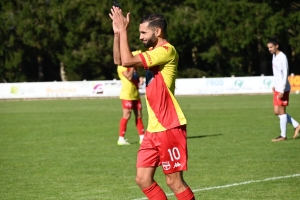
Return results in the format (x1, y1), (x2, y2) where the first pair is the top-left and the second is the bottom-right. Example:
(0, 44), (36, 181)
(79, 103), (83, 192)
(139, 42), (187, 132)
(118, 50), (141, 100)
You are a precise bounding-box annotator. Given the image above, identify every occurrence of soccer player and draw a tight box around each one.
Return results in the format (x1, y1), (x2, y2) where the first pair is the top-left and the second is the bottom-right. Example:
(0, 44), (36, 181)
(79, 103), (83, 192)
(110, 6), (195, 200)
(267, 38), (300, 141)
(113, 21), (145, 146)
(117, 63), (145, 145)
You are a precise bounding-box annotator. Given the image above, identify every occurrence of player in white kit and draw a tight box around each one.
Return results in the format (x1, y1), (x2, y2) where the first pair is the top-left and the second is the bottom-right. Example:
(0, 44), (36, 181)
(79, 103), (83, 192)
(267, 38), (300, 141)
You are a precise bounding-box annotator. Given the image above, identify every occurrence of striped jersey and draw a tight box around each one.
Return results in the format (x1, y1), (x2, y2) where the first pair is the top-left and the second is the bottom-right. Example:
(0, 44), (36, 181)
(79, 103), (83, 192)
(138, 42), (187, 132)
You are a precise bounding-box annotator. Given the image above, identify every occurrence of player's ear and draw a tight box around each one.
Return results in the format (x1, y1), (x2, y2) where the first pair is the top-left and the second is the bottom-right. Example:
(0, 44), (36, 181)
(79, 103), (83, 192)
(155, 27), (162, 37)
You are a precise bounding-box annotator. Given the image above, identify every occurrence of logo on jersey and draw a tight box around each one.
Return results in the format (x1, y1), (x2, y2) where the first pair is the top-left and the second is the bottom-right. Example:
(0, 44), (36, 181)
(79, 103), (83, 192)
(145, 52), (152, 65)
(162, 45), (169, 51)
(173, 162), (182, 169)
(162, 161), (171, 170)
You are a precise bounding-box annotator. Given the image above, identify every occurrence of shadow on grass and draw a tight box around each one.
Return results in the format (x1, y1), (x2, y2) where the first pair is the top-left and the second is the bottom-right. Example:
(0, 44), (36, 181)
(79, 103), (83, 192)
(187, 134), (222, 139)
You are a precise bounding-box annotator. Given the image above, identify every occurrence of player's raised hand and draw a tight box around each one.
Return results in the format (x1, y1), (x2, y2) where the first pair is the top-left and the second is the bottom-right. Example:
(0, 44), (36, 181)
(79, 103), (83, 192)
(109, 7), (119, 34)
(109, 6), (130, 32)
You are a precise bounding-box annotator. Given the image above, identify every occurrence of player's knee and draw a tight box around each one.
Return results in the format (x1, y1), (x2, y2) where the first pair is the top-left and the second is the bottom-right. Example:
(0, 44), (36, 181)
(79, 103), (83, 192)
(165, 176), (176, 188)
(135, 175), (141, 185)
(123, 112), (131, 119)
(135, 175), (144, 186)
(135, 175), (149, 189)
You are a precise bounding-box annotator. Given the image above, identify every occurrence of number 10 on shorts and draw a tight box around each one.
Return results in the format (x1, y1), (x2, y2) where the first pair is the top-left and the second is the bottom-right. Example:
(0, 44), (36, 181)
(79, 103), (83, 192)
(168, 147), (180, 161)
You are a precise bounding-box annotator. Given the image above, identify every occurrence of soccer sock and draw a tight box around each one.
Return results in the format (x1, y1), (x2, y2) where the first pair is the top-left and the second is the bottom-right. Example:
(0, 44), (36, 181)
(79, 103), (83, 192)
(286, 113), (300, 128)
(119, 117), (128, 137)
(278, 114), (287, 138)
(136, 118), (145, 135)
(142, 182), (167, 200)
(175, 187), (195, 200)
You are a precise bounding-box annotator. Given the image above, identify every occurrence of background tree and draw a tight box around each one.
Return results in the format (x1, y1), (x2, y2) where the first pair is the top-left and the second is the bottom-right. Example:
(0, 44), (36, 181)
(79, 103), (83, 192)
(0, 0), (299, 82)
(171, 0), (290, 77)
(0, 1), (26, 82)
(55, 0), (116, 81)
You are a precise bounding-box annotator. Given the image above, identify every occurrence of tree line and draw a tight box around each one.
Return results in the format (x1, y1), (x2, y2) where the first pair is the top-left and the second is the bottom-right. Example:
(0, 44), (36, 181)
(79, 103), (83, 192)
(1, 0), (299, 83)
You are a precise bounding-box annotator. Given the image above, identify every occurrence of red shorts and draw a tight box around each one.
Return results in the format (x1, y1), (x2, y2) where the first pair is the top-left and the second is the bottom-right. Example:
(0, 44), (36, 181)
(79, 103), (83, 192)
(136, 125), (188, 174)
(121, 99), (142, 110)
(273, 91), (289, 106)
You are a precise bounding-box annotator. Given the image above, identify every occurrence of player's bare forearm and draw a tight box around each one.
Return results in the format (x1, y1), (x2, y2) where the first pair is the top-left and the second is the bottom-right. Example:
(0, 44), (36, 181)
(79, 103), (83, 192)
(119, 31), (140, 67)
(113, 33), (121, 65)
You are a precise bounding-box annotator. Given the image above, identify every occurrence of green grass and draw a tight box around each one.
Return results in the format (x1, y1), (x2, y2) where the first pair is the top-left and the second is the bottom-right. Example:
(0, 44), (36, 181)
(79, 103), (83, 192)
(0, 94), (300, 200)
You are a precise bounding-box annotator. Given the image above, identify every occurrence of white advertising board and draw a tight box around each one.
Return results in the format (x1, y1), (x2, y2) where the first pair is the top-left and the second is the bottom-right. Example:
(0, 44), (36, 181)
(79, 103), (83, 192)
(0, 80), (123, 99)
(0, 76), (274, 99)
(175, 76), (274, 95)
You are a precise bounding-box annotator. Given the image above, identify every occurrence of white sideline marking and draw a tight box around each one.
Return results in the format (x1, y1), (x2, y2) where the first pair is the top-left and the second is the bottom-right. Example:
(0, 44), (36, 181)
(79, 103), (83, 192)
(132, 174), (300, 200)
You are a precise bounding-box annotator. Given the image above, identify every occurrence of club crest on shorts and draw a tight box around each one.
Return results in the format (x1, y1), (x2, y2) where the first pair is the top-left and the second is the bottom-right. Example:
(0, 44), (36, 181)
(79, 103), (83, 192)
(162, 161), (171, 170)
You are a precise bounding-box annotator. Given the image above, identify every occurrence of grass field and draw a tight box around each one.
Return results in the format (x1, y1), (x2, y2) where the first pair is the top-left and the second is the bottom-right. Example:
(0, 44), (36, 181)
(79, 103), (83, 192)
(1, 94), (300, 200)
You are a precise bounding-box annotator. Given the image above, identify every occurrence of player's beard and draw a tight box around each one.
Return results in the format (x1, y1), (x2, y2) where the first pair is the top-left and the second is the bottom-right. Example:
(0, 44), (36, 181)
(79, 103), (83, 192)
(143, 34), (157, 48)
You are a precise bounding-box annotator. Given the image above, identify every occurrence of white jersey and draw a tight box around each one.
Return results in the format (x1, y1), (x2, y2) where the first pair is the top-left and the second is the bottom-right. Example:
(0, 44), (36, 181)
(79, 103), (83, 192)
(272, 51), (291, 93)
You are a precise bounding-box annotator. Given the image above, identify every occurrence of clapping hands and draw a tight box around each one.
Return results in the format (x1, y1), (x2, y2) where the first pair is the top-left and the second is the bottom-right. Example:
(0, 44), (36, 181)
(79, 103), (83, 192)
(109, 6), (130, 32)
